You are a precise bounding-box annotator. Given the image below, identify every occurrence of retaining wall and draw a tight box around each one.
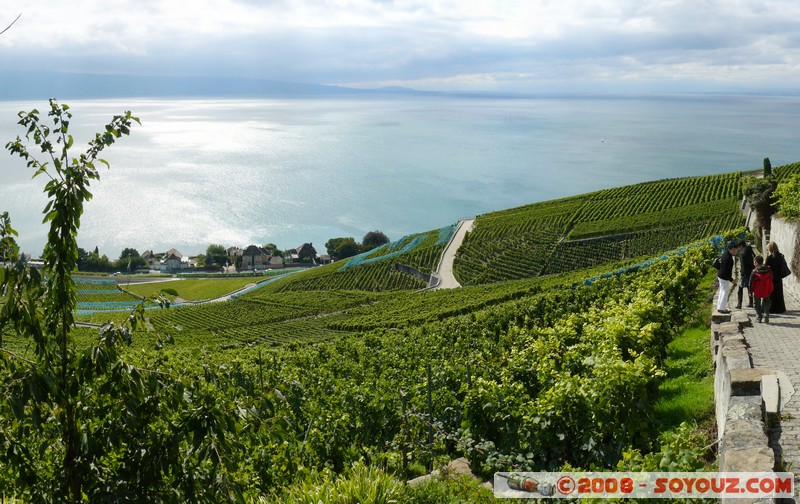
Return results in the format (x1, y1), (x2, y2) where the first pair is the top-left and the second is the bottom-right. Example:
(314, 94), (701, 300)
(767, 216), (800, 301)
(712, 302), (780, 503)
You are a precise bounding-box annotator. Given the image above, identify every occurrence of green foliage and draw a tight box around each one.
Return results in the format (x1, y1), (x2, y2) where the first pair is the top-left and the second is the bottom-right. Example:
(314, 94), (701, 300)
(0, 100), (283, 502)
(206, 243), (228, 267)
(773, 173), (800, 219)
(616, 422), (710, 472)
(277, 461), (405, 503)
(327, 236), (362, 259)
(742, 175), (777, 232)
(403, 474), (496, 503)
(764, 157), (772, 177)
(362, 230), (390, 251)
(117, 247), (146, 271)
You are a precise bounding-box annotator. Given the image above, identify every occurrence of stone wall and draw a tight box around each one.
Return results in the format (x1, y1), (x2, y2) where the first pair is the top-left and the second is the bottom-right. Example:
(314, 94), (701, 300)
(768, 216), (800, 301)
(712, 303), (778, 481)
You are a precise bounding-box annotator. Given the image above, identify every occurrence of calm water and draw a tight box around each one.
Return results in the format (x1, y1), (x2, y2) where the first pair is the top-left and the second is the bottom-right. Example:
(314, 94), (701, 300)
(1, 94), (798, 257)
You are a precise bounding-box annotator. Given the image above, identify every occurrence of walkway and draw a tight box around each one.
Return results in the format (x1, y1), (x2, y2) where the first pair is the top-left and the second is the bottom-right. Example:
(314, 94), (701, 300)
(429, 218), (475, 290)
(731, 286), (800, 494)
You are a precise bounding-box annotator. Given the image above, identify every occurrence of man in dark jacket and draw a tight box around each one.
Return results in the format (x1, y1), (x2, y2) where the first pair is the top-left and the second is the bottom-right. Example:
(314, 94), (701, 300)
(736, 239), (756, 309)
(716, 241), (739, 313)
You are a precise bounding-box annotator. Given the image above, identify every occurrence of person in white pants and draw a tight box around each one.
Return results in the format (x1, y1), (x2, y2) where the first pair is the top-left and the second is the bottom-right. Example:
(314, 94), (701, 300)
(716, 241), (739, 313)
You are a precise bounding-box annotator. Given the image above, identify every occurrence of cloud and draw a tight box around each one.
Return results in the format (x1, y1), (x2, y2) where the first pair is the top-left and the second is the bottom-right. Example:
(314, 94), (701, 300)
(2, 0), (800, 92)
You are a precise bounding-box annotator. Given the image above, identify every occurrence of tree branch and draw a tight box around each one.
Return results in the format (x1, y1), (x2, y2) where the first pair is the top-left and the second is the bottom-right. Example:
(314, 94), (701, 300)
(0, 13), (21, 36)
(0, 346), (35, 365)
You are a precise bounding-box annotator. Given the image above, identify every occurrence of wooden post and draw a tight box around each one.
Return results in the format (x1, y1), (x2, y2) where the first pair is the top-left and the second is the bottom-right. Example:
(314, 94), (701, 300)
(426, 363), (433, 471)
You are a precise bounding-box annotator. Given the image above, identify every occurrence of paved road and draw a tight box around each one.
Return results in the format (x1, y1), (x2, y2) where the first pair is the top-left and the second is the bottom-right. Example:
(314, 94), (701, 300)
(431, 218), (475, 290)
(734, 287), (800, 494)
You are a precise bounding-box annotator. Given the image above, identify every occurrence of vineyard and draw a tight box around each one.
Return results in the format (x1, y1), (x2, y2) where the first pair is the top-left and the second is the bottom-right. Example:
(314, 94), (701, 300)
(122, 242), (718, 497)
(454, 172), (746, 285)
(774, 161), (800, 182)
(262, 225), (457, 292)
(75, 277), (143, 312)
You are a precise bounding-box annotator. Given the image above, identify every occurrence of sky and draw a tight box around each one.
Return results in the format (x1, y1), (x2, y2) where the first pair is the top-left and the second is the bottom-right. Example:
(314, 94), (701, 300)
(2, 0), (800, 94)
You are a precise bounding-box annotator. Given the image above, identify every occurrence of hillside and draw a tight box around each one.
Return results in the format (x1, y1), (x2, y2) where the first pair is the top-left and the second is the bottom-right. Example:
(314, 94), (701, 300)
(60, 167), (770, 353)
(262, 170), (748, 292)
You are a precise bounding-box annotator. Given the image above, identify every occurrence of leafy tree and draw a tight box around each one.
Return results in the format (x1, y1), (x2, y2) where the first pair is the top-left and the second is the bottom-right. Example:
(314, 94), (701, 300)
(764, 157), (772, 177)
(76, 247), (89, 270)
(0, 99), (142, 499)
(205, 243), (228, 267)
(82, 250), (112, 272)
(263, 243), (282, 257)
(119, 247), (140, 259)
(326, 237), (360, 259)
(0, 100), (264, 501)
(743, 175), (777, 235)
(362, 230), (389, 251)
(326, 237), (362, 259)
(117, 247), (146, 271)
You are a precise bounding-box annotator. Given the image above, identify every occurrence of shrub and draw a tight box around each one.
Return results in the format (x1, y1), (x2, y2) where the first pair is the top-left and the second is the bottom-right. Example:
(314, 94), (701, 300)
(773, 173), (800, 219)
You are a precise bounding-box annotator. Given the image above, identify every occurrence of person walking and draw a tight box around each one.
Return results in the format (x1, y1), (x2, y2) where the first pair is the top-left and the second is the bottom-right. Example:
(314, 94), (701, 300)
(766, 241), (788, 314)
(716, 240), (739, 314)
(749, 255), (774, 323)
(736, 239), (756, 309)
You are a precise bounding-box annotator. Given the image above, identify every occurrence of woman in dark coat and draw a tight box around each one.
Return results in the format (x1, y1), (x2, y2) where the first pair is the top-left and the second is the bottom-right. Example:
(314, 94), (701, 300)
(766, 241), (787, 314)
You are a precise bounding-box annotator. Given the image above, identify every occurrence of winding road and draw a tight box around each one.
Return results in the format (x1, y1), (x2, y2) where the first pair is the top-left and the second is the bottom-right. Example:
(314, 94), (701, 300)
(429, 218), (475, 290)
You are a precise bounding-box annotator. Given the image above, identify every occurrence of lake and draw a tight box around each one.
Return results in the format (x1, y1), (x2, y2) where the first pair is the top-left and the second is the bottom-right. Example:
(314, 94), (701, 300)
(0, 94), (798, 258)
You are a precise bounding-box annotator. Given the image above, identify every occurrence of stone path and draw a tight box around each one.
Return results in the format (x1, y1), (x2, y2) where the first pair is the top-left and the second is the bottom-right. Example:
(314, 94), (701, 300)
(731, 286), (800, 497)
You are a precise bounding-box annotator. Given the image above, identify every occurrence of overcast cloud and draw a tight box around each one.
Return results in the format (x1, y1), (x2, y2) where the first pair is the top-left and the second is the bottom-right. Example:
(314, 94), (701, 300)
(2, 0), (800, 93)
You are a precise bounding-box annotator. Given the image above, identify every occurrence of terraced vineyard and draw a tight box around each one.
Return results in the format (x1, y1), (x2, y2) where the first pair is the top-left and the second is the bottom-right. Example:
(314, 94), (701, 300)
(454, 172), (746, 285)
(453, 197), (585, 284)
(774, 161), (800, 181)
(75, 278), (142, 312)
(263, 224), (457, 292)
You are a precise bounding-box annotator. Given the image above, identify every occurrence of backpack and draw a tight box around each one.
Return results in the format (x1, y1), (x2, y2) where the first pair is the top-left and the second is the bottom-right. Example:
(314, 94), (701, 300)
(751, 269), (774, 298)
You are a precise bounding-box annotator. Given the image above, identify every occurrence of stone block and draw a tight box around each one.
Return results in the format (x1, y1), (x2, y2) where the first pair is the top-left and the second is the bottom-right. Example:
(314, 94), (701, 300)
(761, 374), (780, 427)
(721, 347), (752, 371)
(731, 311), (752, 328)
(408, 457), (476, 487)
(730, 369), (774, 396)
(720, 446), (775, 473)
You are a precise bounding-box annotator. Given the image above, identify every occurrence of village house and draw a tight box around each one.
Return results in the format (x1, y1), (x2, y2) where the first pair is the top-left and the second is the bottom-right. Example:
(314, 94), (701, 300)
(240, 245), (270, 271)
(140, 250), (160, 270)
(160, 248), (189, 273)
(290, 243), (318, 264)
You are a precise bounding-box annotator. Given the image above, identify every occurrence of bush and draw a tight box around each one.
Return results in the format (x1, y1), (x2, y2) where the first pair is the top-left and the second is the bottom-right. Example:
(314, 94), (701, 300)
(773, 173), (800, 219)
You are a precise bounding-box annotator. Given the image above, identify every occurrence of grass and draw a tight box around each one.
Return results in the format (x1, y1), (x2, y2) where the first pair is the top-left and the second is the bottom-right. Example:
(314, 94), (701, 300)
(123, 277), (262, 301)
(654, 272), (716, 430)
